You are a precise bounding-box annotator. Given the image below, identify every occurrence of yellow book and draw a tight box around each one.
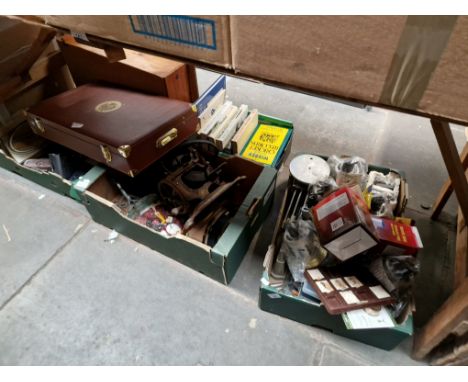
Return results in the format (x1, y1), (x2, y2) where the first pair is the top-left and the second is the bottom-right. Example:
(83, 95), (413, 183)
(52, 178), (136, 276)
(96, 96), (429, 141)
(241, 124), (290, 166)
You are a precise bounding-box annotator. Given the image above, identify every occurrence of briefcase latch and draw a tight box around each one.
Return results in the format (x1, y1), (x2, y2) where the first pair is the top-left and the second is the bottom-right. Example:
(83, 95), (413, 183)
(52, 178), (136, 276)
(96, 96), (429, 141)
(100, 145), (112, 163)
(156, 128), (178, 148)
(30, 117), (45, 134)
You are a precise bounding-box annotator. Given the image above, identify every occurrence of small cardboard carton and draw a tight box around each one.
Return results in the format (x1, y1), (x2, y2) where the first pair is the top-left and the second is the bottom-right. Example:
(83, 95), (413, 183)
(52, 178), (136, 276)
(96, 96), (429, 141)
(372, 217), (423, 255)
(312, 187), (379, 262)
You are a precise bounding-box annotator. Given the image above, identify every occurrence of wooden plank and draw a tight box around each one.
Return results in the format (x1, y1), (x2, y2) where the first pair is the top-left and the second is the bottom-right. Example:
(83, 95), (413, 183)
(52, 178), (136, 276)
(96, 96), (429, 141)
(430, 332), (468, 365)
(165, 65), (192, 103)
(431, 132), (468, 219)
(431, 120), (468, 222)
(413, 278), (468, 360)
(455, 208), (468, 288)
(103, 45), (126, 63)
(186, 64), (200, 102)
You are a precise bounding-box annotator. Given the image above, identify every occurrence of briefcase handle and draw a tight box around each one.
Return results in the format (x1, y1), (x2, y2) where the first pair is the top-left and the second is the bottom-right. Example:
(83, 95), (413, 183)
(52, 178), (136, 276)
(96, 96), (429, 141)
(156, 128), (178, 148)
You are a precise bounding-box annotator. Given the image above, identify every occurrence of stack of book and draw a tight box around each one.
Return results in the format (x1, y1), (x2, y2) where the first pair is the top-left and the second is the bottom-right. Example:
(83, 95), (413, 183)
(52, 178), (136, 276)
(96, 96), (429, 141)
(197, 88), (291, 167)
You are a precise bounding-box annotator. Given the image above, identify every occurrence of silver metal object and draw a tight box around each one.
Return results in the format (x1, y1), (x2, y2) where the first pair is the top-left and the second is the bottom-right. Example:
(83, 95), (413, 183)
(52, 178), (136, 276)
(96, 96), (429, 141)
(289, 154), (330, 185)
(284, 188), (298, 220)
(291, 189), (303, 218)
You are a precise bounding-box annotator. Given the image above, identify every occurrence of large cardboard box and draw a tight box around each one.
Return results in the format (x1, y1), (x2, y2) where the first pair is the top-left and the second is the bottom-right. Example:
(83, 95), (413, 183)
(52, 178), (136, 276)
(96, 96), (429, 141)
(260, 160), (413, 350)
(74, 158), (277, 284)
(44, 15), (468, 125)
(259, 283), (413, 351)
(0, 16), (286, 284)
(45, 15), (231, 69)
(231, 16), (468, 125)
(0, 16), (56, 98)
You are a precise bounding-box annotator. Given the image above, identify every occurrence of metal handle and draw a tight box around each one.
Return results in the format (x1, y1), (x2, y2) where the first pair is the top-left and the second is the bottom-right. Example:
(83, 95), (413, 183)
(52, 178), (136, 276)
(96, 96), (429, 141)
(156, 128), (178, 148)
(246, 197), (262, 218)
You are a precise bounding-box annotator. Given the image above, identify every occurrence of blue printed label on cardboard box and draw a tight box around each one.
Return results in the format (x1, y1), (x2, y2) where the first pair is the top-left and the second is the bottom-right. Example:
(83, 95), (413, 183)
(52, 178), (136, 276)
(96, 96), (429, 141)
(128, 15), (217, 50)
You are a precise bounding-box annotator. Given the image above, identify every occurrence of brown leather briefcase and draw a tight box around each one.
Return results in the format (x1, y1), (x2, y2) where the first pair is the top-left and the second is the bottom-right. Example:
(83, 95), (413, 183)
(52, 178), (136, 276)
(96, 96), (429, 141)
(26, 83), (198, 176)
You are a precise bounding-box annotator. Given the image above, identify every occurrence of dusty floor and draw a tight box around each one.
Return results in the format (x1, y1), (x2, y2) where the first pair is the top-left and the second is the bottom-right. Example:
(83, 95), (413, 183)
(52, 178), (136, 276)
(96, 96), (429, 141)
(0, 69), (465, 365)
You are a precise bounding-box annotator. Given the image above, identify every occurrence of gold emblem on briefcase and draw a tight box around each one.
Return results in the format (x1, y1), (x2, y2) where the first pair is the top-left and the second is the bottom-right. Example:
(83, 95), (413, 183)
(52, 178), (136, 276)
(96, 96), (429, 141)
(95, 101), (122, 113)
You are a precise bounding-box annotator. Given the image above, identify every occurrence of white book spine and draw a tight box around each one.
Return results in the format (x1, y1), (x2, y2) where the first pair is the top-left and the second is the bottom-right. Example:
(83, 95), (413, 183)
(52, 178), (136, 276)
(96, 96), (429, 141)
(219, 105), (249, 149)
(209, 105), (238, 139)
(199, 100), (233, 136)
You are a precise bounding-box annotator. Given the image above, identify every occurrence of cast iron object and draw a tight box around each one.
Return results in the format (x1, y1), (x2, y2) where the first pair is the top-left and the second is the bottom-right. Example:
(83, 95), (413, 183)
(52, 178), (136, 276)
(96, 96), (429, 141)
(157, 139), (246, 233)
(158, 140), (225, 215)
(182, 175), (246, 233)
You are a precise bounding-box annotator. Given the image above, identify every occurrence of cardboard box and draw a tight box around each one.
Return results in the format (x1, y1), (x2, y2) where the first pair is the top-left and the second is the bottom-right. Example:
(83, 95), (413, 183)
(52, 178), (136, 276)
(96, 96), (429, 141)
(194, 75), (294, 169)
(74, 157), (277, 284)
(0, 17), (286, 284)
(45, 16), (232, 69)
(372, 217), (423, 255)
(43, 15), (468, 125)
(259, 283), (413, 351)
(0, 16), (56, 99)
(231, 16), (468, 125)
(312, 187), (379, 262)
(260, 160), (412, 350)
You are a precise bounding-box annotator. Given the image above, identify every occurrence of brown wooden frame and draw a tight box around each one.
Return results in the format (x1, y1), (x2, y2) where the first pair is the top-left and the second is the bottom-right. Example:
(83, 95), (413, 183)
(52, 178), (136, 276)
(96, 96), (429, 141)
(412, 125), (468, 361)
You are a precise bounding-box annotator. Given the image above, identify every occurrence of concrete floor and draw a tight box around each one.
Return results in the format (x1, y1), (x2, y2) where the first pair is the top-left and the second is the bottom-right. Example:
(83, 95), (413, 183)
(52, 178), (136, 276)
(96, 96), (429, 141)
(0, 69), (466, 365)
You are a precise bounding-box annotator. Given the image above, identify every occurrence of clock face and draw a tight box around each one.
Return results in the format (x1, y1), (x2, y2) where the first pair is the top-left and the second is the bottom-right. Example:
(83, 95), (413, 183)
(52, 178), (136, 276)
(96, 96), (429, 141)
(289, 154), (330, 185)
(165, 223), (182, 236)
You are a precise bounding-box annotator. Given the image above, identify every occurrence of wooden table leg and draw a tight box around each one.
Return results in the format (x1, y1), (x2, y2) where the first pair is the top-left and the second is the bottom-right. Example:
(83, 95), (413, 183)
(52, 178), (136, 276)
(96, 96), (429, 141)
(431, 131), (468, 220)
(431, 120), (468, 221)
(413, 278), (468, 360)
(414, 121), (468, 361)
(454, 208), (468, 289)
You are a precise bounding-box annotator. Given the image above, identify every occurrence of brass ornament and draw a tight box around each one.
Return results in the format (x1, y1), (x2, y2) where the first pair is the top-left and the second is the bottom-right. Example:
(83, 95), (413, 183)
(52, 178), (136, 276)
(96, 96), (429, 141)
(95, 100), (122, 113)
(118, 144), (132, 158)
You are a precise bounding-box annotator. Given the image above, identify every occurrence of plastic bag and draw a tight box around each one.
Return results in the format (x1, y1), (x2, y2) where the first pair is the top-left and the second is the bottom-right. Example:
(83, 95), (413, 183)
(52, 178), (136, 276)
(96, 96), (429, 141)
(328, 155), (368, 190)
(365, 171), (400, 217)
(282, 218), (327, 282)
(305, 177), (339, 208)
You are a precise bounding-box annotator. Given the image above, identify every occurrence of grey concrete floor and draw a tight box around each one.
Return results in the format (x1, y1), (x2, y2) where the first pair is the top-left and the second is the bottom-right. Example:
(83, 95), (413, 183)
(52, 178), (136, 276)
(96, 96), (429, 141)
(0, 68), (465, 365)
